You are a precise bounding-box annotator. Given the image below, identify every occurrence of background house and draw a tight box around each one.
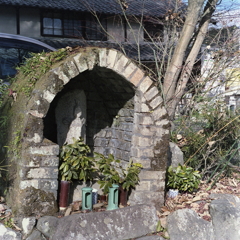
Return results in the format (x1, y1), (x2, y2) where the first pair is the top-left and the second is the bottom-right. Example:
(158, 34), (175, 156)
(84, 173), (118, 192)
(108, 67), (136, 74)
(1, 0), (237, 97)
(0, 0), (179, 79)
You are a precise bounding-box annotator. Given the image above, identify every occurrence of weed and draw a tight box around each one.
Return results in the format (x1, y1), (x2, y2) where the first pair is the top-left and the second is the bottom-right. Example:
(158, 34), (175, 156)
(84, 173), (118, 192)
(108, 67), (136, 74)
(0, 80), (8, 107)
(172, 99), (240, 182)
(3, 217), (14, 228)
(15, 49), (67, 96)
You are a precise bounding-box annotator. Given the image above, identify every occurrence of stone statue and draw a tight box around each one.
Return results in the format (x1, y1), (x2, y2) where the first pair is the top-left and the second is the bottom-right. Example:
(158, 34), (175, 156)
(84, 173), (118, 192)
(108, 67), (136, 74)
(55, 89), (86, 146)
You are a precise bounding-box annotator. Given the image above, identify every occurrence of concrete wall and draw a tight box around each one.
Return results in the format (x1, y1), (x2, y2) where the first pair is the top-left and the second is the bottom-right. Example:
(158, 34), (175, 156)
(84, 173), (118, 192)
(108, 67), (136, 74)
(107, 16), (125, 42)
(126, 20), (144, 43)
(19, 8), (41, 38)
(0, 6), (17, 34)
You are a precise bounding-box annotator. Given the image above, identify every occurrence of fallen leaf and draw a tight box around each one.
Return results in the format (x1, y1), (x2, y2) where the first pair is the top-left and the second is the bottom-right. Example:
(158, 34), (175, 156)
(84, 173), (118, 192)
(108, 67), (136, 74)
(192, 196), (202, 202)
(162, 211), (171, 216)
(64, 207), (72, 217)
(93, 203), (104, 209)
(160, 217), (167, 228)
(72, 201), (81, 211)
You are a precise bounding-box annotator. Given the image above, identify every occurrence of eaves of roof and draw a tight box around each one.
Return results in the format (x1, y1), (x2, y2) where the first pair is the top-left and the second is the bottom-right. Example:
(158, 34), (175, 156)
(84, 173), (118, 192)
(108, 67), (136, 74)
(36, 37), (163, 62)
(0, 0), (178, 18)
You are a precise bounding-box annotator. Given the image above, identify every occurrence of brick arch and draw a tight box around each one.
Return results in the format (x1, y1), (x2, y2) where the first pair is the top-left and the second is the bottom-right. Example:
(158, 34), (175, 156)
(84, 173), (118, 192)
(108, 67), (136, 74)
(15, 47), (170, 215)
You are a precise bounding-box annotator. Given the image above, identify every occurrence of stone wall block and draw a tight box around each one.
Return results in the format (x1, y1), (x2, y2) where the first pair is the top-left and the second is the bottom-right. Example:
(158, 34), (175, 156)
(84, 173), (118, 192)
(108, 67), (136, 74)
(19, 180), (39, 190)
(144, 86), (159, 101)
(73, 53), (89, 73)
(151, 106), (168, 121)
(28, 110), (44, 118)
(132, 136), (153, 147)
(123, 62), (138, 79)
(106, 49), (118, 68)
(45, 71), (64, 95)
(95, 130), (107, 138)
(131, 135), (139, 146)
(109, 139), (119, 148)
(62, 59), (80, 79)
(139, 170), (165, 180)
(133, 113), (143, 125)
(138, 76), (153, 93)
(142, 115), (154, 125)
(93, 138), (102, 147)
(129, 68), (145, 86)
(123, 132), (132, 142)
(128, 191), (165, 210)
(155, 127), (169, 139)
(138, 136), (153, 147)
(149, 95), (163, 110)
(28, 97), (50, 119)
(23, 156), (40, 167)
(132, 158), (151, 168)
(141, 103), (150, 112)
(113, 54), (129, 74)
(135, 114), (153, 125)
(43, 90), (55, 103)
(29, 145), (59, 155)
(111, 129), (123, 139)
(86, 52), (97, 70)
(41, 156), (59, 167)
(121, 122), (133, 132)
(52, 66), (70, 84)
(39, 180), (58, 191)
(27, 167), (58, 179)
(99, 48), (107, 67)
(135, 180), (151, 191)
(24, 115), (44, 141)
(150, 179), (165, 192)
(115, 149), (123, 159)
(130, 147), (154, 159)
(138, 125), (155, 136)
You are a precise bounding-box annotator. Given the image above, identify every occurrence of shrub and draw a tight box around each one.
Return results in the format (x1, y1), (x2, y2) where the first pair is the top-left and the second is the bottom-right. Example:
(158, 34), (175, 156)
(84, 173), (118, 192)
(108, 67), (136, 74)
(172, 98), (240, 182)
(167, 164), (201, 192)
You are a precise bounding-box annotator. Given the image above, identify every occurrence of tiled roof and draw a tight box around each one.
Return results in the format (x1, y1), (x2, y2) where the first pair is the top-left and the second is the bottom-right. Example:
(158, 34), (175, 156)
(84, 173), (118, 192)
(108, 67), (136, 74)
(37, 37), (162, 61)
(0, 0), (177, 17)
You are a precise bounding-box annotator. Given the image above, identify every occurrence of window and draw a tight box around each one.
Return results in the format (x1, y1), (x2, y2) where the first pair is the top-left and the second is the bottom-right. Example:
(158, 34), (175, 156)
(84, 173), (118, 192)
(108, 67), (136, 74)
(43, 12), (63, 36)
(144, 21), (164, 42)
(42, 11), (107, 41)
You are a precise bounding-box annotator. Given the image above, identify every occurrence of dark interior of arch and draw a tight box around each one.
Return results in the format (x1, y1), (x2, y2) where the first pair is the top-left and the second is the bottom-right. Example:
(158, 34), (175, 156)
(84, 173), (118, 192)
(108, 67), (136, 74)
(43, 66), (135, 159)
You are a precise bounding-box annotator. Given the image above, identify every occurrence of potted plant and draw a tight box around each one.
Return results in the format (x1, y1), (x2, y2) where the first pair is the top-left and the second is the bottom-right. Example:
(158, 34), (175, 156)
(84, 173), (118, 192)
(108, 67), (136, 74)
(58, 137), (96, 209)
(94, 153), (121, 195)
(95, 153), (143, 206)
(118, 161), (143, 206)
(166, 164), (201, 197)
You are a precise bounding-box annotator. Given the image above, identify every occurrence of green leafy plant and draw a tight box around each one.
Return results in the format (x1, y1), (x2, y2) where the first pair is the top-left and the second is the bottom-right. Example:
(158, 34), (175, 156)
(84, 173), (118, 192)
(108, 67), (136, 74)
(95, 153), (143, 194)
(120, 161), (143, 191)
(59, 137), (96, 182)
(172, 98), (240, 182)
(167, 164), (201, 193)
(0, 159), (10, 178)
(3, 217), (14, 228)
(0, 80), (8, 107)
(94, 153), (121, 194)
(15, 49), (67, 96)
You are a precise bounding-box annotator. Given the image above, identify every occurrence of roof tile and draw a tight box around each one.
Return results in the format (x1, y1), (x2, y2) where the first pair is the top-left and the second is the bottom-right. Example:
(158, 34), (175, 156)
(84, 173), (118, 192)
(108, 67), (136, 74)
(0, 0), (178, 17)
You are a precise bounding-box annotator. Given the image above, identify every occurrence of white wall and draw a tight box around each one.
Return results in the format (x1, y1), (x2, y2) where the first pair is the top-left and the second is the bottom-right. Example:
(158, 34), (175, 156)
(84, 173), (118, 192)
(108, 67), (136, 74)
(19, 8), (41, 38)
(107, 16), (125, 42)
(0, 6), (17, 34)
(107, 16), (144, 43)
(126, 20), (143, 43)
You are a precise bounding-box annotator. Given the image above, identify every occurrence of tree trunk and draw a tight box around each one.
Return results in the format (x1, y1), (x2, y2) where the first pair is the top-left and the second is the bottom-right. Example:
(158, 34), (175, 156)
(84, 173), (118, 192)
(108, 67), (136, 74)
(163, 0), (218, 119)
